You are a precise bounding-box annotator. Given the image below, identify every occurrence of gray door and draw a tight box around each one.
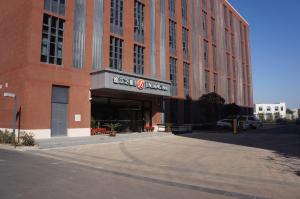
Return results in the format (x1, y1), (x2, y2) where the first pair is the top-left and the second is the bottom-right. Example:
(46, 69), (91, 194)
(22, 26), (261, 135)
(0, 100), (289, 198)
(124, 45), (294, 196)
(51, 86), (69, 137)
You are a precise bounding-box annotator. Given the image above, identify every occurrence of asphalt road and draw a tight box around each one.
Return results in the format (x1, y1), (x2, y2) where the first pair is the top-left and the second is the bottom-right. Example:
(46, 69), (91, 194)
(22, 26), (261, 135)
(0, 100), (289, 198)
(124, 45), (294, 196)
(0, 124), (299, 199)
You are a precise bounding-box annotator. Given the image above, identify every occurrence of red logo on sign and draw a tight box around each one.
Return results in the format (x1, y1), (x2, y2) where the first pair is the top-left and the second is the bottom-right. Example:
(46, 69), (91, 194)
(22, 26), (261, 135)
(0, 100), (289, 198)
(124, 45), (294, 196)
(136, 79), (145, 90)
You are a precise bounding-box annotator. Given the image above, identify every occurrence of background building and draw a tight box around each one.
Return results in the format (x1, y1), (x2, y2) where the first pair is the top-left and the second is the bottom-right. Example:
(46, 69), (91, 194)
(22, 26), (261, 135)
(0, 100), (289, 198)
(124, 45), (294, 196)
(254, 102), (287, 121)
(0, 0), (252, 138)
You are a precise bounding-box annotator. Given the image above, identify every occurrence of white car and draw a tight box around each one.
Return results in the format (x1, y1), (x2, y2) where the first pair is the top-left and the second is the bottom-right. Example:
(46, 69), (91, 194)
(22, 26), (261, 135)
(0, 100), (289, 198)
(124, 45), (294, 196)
(239, 116), (263, 129)
(217, 119), (233, 129)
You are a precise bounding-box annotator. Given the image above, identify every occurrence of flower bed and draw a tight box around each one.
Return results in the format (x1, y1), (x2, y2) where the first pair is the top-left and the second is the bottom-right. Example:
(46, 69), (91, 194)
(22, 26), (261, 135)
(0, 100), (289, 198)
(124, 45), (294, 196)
(144, 126), (154, 132)
(91, 128), (108, 135)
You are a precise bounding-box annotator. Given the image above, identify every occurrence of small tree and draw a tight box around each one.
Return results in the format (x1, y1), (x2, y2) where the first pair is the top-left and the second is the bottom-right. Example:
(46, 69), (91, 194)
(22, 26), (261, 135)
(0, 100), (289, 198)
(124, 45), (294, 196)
(223, 103), (241, 118)
(197, 92), (225, 123)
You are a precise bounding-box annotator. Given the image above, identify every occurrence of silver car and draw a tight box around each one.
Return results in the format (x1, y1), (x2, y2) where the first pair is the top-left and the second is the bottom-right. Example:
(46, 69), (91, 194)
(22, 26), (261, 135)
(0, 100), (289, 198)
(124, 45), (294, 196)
(239, 116), (263, 129)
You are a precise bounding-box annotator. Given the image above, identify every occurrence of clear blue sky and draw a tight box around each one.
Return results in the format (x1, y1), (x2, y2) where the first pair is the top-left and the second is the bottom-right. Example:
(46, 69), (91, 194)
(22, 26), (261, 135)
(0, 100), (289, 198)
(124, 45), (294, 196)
(229, 0), (300, 109)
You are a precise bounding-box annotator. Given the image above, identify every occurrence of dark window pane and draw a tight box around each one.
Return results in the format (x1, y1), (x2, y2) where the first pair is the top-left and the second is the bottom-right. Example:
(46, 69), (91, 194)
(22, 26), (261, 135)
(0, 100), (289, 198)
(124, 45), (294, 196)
(59, 0), (65, 15)
(44, 0), (51, 11)
(52, 0), (58, 14)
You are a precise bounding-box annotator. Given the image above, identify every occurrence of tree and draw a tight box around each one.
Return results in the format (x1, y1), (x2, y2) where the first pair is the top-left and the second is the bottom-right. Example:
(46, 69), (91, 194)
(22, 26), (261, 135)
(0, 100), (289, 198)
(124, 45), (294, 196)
(197, 92), (225, 123)
(223, 103), (241, 118)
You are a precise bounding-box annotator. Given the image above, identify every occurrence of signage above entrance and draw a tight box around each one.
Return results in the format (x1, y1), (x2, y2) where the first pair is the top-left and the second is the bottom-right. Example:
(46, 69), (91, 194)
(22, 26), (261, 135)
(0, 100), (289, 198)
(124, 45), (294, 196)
(91, 69), (171, 97)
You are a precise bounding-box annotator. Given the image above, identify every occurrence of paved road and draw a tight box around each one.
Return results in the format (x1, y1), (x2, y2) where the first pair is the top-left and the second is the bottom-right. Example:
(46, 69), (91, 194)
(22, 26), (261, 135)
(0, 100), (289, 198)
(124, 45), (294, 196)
(0, 125), (299, 199)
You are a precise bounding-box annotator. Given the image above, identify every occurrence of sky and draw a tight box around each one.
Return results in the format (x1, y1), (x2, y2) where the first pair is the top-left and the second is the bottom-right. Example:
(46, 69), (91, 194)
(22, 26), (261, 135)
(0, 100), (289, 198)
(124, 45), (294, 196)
(229, 0), (300, 109)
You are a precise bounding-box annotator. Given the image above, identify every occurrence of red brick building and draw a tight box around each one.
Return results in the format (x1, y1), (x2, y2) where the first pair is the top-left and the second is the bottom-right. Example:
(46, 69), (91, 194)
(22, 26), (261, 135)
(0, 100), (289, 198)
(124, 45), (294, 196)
(0, 0), (253, 138)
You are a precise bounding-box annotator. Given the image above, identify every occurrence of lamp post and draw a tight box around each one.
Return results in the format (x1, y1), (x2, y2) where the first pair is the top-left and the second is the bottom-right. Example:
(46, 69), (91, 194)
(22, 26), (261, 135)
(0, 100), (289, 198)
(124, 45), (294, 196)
(3, 92), (18, 147)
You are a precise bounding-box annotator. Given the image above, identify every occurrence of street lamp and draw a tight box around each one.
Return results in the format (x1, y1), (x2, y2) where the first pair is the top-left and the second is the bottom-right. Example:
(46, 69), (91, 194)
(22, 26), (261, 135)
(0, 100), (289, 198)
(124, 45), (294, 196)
(3, 92), (18, 147)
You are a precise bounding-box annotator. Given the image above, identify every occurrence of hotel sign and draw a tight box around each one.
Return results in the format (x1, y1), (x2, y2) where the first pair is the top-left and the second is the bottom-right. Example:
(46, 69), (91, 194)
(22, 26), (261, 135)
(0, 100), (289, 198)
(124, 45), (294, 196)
(112, 76), (168, 91)
(91, 70), (171, 97)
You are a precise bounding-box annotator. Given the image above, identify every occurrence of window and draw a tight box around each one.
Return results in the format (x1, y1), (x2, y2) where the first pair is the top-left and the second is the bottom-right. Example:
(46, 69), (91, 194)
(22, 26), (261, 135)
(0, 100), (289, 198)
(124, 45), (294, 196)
(281, 107), (283, 111)
(223, 5), (228, 27)
(212, 45), (217, 71)
(233, 80), (237, 102)
(232, 56), (236, 77)
(210, 0), (215, 17)
(211, 18), (216, 43)
(202, 0), (207, 12)
(181, 0), (188, 26)
(259, 107), (263, 111)
(109, 36), (123, 70)
(169, 0), (176, 19)
(169, 20), (177, 54)
(229, 12), (233, 31)
(213, 73), (218, 93)
(183, 62), (190, 96)
(134, 0), (144, 43)
(182, 27), (189, 60)
(227, 79), (231, 102)
(205, 71), (210, 93)
(226, 53), (230, 76)
(231, 34), (235, 55)
(110, 0), (124, 35)
(202, 12), (208, 38)
(267, 106), (271, 111)
(204, 41), (209, 69)
(275, 106), (279, 111)
(134, 44), (145, 75)
(44, 0), (65, 16)
(225, 30), (229, 51)
(170, 57), (177, 96)
(40, 14), (65, 65)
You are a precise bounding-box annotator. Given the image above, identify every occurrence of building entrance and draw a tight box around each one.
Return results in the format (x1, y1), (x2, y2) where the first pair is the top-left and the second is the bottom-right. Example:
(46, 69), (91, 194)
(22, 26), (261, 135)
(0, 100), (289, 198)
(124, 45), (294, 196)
(91, 97), (152, 132)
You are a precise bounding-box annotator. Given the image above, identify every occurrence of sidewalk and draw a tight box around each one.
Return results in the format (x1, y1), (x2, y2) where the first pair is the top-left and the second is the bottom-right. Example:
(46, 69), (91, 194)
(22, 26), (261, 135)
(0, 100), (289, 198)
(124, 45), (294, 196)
(35, 132), (171, 149)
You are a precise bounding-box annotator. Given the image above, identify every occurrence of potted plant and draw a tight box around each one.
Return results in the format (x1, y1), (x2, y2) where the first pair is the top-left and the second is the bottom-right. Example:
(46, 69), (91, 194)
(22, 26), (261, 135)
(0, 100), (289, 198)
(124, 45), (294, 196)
(104, 123), (121, 136)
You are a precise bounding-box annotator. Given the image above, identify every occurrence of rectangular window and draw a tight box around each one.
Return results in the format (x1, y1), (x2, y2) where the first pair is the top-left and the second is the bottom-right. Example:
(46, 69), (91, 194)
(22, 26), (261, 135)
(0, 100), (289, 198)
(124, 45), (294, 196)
(110, 0), (124, 35)
(228, 79), (231, 102)
(259, 107), (263, 111)
(223, 5), (228, 27)
(213, 73), (218, 93)
(231, 34), (235, 55)
(170, 57), (177, 96)
(134, 0), (144, 43)
(205, 70), (210, 93)
(182, 27), (189, 60)
(210, 0), (215, 17)
(267, 106), (271, 112)
(225, 30), (229, 51)
(44, 0), (65, 16)
(169, 20), (177, 54)
(183, 62), (190, 96)
(134, 44), (145, 75)
(232, 56), (236, 78)
(204, 41), (209, 69)
(226, 53), (230, 76)
(40, 14), (65, 65)
(202, 12), (208, 38)
(212, 45), (217, 71)
(211, 18), (216, 43)
(229, 11), (233, 31)
(202, 0), (207, 11)
(233, 80), (237, 102)
(169, 0), (176, 19)
(109, 36), (123, 71)
(181, 0), (188, 26)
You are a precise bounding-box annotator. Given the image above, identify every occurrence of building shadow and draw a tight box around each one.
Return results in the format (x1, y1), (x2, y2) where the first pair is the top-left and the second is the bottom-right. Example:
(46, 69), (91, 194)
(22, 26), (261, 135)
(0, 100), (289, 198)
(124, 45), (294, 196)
(175, 124), (300, 176)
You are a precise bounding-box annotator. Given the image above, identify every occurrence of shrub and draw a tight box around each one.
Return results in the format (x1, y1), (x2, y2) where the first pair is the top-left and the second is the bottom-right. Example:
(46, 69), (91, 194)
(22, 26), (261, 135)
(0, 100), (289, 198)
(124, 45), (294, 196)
(0, 130), (15, 144)
(21, 132), (35, 146)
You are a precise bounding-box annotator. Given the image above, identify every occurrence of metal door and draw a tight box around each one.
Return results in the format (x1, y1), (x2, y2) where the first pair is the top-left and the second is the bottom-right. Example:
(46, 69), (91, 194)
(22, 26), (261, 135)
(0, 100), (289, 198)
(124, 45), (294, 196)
(51, 86), (68, 137)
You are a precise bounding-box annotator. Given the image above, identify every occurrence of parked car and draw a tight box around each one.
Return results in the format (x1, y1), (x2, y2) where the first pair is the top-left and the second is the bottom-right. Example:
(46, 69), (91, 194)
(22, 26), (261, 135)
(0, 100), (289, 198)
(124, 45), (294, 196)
(217, 119), (233, 129)
(238, 115), (263, 129)
(296, 118), (300, 125)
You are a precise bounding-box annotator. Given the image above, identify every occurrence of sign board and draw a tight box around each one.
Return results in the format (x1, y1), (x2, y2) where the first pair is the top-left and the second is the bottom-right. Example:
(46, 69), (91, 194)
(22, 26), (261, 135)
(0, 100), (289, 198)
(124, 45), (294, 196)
(91, 70), (171, 97)
(74, 114), (81, 122)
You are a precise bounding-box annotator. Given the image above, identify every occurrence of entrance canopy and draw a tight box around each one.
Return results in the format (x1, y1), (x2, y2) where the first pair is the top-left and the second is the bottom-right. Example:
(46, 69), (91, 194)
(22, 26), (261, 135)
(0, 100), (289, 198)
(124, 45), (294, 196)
(91, 69), (171, 97)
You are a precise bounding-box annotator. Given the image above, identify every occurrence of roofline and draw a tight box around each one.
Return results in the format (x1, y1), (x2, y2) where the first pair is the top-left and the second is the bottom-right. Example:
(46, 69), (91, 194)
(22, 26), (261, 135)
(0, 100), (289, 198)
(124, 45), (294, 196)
(225, 0), (249, 26)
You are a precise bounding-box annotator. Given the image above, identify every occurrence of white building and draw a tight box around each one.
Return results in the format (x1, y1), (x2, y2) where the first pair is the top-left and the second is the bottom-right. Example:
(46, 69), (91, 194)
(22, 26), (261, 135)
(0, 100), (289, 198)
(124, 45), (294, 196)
(254, 102), (286, 120)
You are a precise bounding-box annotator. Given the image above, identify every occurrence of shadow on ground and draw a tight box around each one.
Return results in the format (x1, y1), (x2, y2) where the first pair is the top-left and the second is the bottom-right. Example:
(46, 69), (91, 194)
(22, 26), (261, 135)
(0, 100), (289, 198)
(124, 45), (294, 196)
(176, 124), (300, 176)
